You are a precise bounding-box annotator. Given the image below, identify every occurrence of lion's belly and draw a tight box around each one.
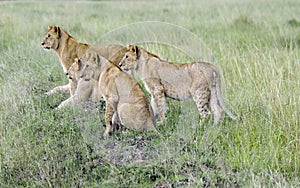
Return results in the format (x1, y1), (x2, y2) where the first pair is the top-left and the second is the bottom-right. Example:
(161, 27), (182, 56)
(160, 70), (192, 100)
(161, 80), (191, 100)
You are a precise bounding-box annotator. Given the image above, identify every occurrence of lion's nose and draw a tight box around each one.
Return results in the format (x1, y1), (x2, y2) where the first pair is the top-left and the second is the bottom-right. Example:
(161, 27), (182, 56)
(41, 42), (45, 46)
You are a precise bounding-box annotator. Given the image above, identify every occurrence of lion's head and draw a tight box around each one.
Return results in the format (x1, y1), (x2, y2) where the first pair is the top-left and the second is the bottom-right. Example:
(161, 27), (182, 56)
(119, 45), (140, 72)
(67, 58), (81, 81)
(79, 51), (102, 81)
(41, 26), (61, 50)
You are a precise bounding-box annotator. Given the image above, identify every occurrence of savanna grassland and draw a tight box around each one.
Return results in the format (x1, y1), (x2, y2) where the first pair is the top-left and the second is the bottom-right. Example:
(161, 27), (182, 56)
(0, 0), (299, 187)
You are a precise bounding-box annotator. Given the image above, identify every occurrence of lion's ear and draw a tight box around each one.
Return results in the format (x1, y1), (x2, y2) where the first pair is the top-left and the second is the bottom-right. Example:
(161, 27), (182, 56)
(129, 45), (138, 55)
(72, 58), (80, 71)
(128, 45), (136, 52)
(96, 54), (101, 66)
(135, 46), (139, 56)
(74, 58), (78, 63)
(57, 26), (61, 38)
(52, 26), (61, 35)
(48, 26), (52, 30)
(74, 58), (79, 68)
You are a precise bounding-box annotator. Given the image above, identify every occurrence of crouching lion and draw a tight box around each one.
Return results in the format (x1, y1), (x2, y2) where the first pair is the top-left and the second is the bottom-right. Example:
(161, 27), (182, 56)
(119, 45), (237, 124)
(56, 57), (102, 109)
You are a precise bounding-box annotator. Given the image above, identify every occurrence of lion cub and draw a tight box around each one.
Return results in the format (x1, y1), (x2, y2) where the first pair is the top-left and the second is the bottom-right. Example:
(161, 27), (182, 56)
(119, 45), (236, 124)
(79, 50), (158, 137)
(56, 58), (102, 109)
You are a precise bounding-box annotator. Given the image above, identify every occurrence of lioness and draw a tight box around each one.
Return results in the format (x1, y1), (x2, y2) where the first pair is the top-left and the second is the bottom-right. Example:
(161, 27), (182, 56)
(119, 45), (237, 124)
(41, 26), (126, 97)
(79, 50), (158, 137)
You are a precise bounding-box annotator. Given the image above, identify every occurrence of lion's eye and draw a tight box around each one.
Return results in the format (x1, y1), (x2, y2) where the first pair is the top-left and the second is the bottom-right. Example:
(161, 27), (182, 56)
(47, 34), (51, 38)
(125, 55), (129, 59)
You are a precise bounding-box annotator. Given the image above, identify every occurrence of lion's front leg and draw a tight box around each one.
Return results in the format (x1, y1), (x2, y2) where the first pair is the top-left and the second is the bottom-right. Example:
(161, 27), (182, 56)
(152, 88), (166, 122)
(146, 80), (166, 123)
(56, 96), (75, 110)
(45, 83), (71, 96)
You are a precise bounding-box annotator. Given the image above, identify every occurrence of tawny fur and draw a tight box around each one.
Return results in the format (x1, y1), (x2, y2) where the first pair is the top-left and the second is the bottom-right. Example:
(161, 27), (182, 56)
(79, 50), (158, 137)
(119, 45), (236, 124)
(56, 58), (102, 109)
(41, 26), (127, 100)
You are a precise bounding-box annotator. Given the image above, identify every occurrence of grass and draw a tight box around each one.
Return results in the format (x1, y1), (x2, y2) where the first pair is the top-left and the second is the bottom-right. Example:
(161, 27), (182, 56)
(0, 0), (299, 187)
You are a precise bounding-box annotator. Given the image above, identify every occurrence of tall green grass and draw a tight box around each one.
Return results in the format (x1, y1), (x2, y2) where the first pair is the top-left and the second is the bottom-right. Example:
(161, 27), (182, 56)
(0, 0), (299, 187)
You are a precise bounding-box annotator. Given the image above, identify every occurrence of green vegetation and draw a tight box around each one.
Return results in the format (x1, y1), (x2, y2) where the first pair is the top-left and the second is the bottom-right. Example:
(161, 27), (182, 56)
(0, 0), (299, 187)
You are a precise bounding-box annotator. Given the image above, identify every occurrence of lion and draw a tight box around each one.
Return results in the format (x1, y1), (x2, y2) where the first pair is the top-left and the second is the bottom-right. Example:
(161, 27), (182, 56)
(78, 49), (158, 137)
(56, 58), (102, 109)
(119, 45), (237, 124)
(41, 25), (127, 97)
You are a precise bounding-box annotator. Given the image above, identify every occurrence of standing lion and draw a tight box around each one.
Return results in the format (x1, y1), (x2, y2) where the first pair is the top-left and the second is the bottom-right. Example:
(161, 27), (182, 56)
(119, 45), (237, 124)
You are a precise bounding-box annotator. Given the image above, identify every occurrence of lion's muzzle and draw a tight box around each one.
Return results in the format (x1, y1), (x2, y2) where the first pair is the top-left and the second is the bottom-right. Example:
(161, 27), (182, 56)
(41, 42), (50, 49)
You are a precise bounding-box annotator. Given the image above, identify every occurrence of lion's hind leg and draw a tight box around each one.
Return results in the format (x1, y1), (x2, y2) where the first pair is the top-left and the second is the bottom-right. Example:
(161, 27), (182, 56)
(103, 102), (115, 138)
(118, 103), (157, 132)
(193, 88), (211, 122)
(191, 79), (211, 122)
(111, 112), (125, 132)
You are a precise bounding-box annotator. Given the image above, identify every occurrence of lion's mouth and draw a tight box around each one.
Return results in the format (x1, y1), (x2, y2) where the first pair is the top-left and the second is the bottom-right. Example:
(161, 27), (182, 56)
(41, 42), (51, 50)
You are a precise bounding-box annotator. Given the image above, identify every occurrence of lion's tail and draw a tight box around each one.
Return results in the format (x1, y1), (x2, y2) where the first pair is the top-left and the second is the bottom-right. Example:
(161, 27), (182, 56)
(214, 71), (237, 120)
